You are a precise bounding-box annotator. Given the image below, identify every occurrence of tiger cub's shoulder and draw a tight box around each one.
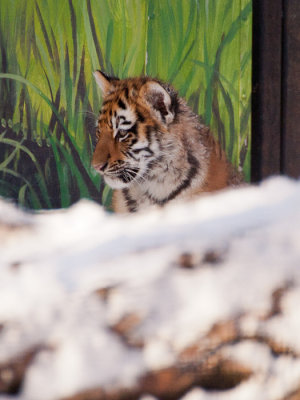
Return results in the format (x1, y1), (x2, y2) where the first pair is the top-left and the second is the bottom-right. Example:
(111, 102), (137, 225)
(92, 71), (243, 213)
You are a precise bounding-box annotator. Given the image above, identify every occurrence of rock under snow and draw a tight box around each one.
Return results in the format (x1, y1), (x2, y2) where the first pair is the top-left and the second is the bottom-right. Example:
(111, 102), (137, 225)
(0, 176), (300, 400)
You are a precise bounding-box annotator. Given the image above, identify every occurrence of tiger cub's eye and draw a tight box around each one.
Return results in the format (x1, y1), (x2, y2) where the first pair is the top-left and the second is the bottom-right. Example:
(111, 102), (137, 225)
(116, 129), (129, 141)
(119, 129), (128, 136)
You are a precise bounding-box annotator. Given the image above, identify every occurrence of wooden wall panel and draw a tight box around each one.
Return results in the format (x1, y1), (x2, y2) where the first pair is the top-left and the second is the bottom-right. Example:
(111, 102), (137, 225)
(282, 0), (300, 178)
(251, 0), (282, 181)
(252, 0), (300, 181)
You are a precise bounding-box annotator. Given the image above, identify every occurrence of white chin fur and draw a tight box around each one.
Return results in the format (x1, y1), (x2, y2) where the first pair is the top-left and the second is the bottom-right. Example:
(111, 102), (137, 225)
(104, 176), (130, 189)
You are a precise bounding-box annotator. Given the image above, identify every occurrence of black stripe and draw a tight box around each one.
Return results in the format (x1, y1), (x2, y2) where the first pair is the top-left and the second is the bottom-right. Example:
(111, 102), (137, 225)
(102, 100), (109, 107)
(132, 146), (153, 156)
(145, 125), (153, 143)
(121, 150), (130, 157)
(122, 120), (131, 125)
(146, 151), (199, 206)
(147, 156), (164, 172)
(130, 123), (138, 135)
(187, 150), (201, 170)
(127, 151), (139, 161)
(151, 93), (168, 121)
(137, 111), (145, 123)
(124, 87), (129, 99)
(98, 70), (119, 82)
(118, 99), (127, 109)
(122, 188), (138, 213)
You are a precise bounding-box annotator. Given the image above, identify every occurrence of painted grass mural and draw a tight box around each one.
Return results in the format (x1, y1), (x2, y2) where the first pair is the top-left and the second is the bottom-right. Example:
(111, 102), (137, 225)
(0, 0), (252, 210)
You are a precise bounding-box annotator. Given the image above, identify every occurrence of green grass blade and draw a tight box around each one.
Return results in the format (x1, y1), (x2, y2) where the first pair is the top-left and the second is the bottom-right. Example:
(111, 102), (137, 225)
(47, 134), (70, 207)
(1, 167), (42, 209)
(35, 1), (55, 71)
(68, 0), (78, 79)
(86, 0), (104, 71)
(218, 80), (235, 160)
(0, 73), (99, 195)
(0, 137), (37, 162)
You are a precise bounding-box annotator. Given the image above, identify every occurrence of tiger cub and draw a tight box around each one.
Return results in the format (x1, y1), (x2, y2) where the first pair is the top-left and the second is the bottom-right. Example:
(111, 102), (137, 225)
(92, 71), (242, 213)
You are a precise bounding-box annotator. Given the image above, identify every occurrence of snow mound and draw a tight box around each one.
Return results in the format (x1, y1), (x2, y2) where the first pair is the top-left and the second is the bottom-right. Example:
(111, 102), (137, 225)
(0, 176), (300, 400)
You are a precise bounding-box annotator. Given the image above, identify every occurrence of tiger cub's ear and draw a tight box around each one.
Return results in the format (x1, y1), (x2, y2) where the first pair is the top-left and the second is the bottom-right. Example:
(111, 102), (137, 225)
(142, 81), (175, 125)
(93, 70), (117, 96)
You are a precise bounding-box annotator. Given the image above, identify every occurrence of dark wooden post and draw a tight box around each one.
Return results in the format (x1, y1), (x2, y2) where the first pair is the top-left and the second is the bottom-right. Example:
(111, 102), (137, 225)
(251, 0), (282, 181)
(252, 0), (300, 181)
(281, 0), (300, 178)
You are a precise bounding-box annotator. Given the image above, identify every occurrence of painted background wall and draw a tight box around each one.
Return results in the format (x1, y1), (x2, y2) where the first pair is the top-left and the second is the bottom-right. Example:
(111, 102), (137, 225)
(0, 0), (252, 210)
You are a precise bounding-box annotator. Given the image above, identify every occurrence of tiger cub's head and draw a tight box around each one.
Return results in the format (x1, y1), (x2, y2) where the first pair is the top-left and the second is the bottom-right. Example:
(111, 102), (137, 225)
(92, 71), (179, 189)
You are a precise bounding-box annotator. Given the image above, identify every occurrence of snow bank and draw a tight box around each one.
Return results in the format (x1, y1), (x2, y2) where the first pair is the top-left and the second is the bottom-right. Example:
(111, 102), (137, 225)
(0, 177), (300, 400)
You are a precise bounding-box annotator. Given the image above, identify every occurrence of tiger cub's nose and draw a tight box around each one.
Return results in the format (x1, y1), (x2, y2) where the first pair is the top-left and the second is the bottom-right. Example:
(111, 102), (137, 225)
(92, 161), (108, 173)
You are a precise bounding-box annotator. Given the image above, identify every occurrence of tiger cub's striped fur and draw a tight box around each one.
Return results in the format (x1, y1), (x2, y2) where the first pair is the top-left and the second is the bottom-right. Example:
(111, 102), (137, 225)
(92, 71), (242, 213)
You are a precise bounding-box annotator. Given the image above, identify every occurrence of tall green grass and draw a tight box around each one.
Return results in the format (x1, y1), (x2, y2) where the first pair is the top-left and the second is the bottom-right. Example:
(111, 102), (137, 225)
(0, 0), (252, 210)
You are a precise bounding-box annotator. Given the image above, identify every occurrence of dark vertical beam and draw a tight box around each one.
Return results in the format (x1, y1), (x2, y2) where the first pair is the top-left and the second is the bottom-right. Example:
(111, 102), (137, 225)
(281, 0), (300, 178)
(251, 0), (283, 181)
